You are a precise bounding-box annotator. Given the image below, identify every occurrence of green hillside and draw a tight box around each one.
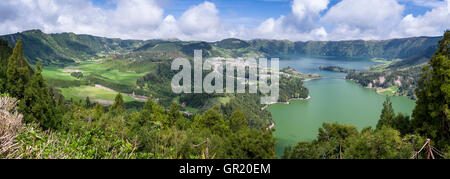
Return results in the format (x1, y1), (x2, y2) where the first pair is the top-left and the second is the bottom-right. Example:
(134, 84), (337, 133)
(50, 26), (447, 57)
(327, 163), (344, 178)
(0, 30), (143, 65)
(1, 30), (442, 66)
(250, 36), (440, 58)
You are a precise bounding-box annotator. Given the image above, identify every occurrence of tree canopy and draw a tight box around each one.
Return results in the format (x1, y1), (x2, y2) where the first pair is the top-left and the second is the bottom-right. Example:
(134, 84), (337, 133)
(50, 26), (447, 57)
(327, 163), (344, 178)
(412, 30), (450, 147)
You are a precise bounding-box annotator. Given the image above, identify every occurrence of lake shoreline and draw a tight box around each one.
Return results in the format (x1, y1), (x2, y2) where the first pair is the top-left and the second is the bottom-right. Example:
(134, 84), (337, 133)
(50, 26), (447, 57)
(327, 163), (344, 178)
(261, 95), (311, 111)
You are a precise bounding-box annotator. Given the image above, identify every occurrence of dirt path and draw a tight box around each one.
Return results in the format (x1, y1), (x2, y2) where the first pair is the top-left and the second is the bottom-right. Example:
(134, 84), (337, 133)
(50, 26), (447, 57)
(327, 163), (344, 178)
(95, 84), (116, 92)
(91, 99), (114, 105)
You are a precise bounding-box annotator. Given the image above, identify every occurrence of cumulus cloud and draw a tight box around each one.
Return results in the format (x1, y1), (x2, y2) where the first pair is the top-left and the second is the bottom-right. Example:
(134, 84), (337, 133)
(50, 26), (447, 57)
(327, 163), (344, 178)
(113, 0), (163, 29)
(0, 0), (160, 39)
(394, 0), (450, 37)
(252, 0), (330, 40)
(321, 0), (405, 40)
(0, 0), (226, 41)
(254, 15), (329, 40)
(292, 0), (329, 21)
(0, 0), (448, 41)
(178, 1), (225, 41)
(255, 0), (448, 41)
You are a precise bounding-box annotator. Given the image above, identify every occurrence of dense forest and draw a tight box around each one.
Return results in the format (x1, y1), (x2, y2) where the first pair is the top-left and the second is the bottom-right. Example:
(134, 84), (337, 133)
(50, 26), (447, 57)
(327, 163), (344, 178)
(346, 66), (422, 99)
(0, 39), (277, 159)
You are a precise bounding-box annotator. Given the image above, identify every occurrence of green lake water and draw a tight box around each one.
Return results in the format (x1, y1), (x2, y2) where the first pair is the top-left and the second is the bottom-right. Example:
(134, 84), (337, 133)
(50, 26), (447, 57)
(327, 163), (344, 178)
(268, 56), (416, 157)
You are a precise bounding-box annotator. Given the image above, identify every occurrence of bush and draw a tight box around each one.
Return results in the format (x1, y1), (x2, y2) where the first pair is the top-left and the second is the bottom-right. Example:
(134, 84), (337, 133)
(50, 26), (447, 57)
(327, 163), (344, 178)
(0, 95), (24, 158)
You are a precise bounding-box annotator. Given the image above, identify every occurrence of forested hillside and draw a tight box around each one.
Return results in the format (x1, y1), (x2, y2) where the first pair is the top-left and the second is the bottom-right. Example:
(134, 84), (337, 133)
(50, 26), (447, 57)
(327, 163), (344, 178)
(0, 39), (277, 159)
(0, 30), (441, 66)
(346, 66), (422, 99)
(0, 30), (143, 65)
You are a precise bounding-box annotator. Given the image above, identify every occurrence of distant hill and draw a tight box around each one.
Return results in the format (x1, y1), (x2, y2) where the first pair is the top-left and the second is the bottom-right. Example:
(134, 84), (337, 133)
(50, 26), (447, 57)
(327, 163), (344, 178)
(250, 37), (440, 58)
(0, 39), (12, 64)
(215, 38), (250, 49)
(0, 30), (442, 66)
(0, 30), (143, 65)
(388, 46), (437, 69)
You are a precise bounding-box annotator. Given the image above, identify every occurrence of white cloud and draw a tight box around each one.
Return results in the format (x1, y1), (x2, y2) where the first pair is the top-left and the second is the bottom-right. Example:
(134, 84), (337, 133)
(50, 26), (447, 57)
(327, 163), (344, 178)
(321, 0), (405, 40)
(0, 0), (231, 41)
(251, 0), (330, 41)
(250, 0), (448, 41)
(292, 0), (329, 21)
(253, 15), (328, 40)
(113, 0), (163, 29)
(178, 1), (225, 41)
(256, 18), (278, 35)
(394, 0), (450, 37)
(0, 0), (448, 41)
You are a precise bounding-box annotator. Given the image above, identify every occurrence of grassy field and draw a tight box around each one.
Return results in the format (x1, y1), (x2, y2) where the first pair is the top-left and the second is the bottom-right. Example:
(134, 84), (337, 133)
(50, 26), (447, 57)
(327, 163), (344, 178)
(76, 60), (149, 86)
(183, 106), (199, 114)
(42, 66), (79, 81)
(42, 58), (159, 103)
(369, 58), (402, 72)
(43, 59), (154, 86)
(377, 86), (399, 96)
(58, 85), (136, 102)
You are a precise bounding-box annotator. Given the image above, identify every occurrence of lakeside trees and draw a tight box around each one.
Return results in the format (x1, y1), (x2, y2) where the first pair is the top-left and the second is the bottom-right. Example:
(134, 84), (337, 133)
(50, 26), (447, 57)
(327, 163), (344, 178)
(282, 122), (415, 159)
(285, 31), (450, 159)
(412, 30), (450, 148)
(345, 66), (422, 99)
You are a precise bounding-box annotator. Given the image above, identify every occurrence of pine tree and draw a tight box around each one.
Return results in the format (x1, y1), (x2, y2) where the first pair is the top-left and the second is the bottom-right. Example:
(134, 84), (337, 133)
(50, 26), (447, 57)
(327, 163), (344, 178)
(193, 107), (229, 135)
(412, 30), (450, 146)
(393, 113), (411, 135)
(0, 39), (12, 92)
(168, 103), (182, 127)
(6, 40), (31, 99)
(85, 96), (92, 109)
(19, 62), (59, 129)
(110, 93), (125, 113)
(377, 97), (396, 130)
(93, 103), (105, 121)
(229, 110), (249, 132)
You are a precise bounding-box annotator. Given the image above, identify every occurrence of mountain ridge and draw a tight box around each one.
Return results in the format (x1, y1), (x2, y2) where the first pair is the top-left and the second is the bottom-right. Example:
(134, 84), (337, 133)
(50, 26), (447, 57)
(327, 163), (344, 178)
(0, 29), (442, 66)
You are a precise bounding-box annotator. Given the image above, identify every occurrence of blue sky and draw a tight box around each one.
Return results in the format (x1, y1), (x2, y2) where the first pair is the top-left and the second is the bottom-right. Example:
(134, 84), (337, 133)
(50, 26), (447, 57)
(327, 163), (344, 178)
(90, 0), (435, 15)
(89, 0), (439, 27)
(90, 0), (294, 27)
(0, 0), (448, 41)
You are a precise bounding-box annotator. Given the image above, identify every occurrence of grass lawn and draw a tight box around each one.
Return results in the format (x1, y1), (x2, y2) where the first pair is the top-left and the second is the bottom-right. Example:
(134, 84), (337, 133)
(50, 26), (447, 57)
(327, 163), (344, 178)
(42, 66), (79, 81)
(43, 59), (157, 87)
(76, 61), (148, 86)
(43, 59), (158, 103)
(369, 58), (402, 72)
(59, 85), (136, 102)
(183, 106), (199, 114)
(378, 86), (399, 96)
